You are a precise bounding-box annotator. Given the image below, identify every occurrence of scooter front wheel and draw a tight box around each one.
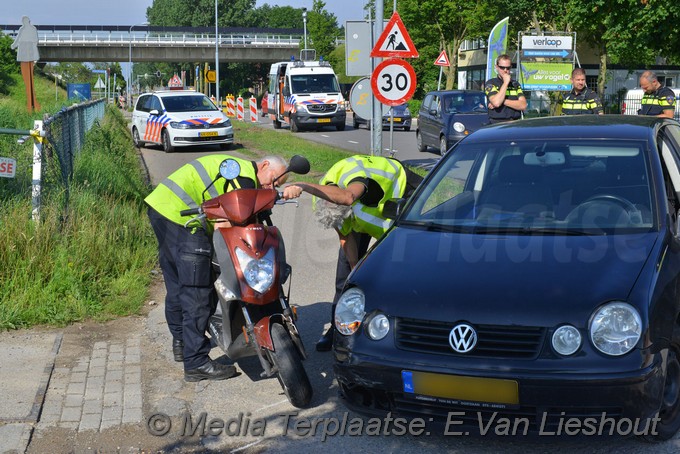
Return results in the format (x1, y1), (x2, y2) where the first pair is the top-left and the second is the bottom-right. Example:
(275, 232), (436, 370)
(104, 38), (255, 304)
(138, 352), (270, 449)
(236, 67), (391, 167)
(270, 323), (312, 408)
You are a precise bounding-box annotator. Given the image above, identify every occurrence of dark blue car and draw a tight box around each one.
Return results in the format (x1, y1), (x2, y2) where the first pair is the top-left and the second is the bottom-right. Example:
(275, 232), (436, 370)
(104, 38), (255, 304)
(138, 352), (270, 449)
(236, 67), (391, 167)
(416, 90), (488, 156)
(333, 115), (680, 441)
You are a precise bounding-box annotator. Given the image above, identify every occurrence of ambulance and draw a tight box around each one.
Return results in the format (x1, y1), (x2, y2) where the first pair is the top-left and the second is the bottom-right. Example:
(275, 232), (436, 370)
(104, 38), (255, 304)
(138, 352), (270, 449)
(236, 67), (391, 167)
(266, 57), (346, 132)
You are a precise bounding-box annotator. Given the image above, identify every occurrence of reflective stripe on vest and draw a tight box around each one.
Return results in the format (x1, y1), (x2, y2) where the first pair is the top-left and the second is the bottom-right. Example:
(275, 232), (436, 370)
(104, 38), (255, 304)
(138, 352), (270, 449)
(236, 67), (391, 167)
(321, 156), (406, 238)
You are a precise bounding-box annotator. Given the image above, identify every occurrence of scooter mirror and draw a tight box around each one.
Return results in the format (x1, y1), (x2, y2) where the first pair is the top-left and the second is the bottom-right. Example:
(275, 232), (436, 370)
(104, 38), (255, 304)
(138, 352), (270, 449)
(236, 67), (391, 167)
(219, 159), (241, 180)
(272, 155), (311, 187)
(288, 155), (311, 175)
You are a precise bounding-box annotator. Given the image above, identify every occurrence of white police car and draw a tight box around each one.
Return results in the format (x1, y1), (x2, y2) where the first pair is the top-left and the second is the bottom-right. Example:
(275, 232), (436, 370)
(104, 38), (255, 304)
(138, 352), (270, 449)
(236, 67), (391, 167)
(131, 90), (234, 152)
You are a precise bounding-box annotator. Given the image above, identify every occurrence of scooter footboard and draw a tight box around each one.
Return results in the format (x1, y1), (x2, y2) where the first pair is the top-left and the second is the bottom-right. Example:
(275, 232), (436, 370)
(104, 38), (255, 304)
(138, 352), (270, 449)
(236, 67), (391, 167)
(254, 315), (307, 360)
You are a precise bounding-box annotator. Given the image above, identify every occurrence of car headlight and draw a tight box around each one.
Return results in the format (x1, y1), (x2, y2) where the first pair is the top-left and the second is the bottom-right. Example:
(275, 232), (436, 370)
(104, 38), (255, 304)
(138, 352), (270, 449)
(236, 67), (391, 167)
(552, 325), (581, 356)
(294, 103), (308, 113)
(214, 119), (231, 128)
(169, 121), (190, 129)
(590, 302), (641, 356)
(366, 313), (390, 340)
(335, 288), (365, 335)
(234, 247), (275, 293)
(453, 122), (466, 133)
(404, 108), (410, 116)
(338, 102), (346, 111)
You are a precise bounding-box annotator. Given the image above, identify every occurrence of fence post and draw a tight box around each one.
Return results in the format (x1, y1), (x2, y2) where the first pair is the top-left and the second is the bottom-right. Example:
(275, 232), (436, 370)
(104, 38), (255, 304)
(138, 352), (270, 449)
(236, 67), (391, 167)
(31, 120), (45, 222)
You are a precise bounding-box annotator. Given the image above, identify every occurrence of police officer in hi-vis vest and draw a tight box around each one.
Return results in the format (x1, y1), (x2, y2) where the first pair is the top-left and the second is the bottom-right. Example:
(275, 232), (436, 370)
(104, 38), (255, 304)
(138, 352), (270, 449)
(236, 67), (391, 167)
(145, 155), (294, 381)
(484, 54), (527, 123)
(638, 70), (676, 119)
(560, 68), (604, 115)
(285, 155), (423, 351)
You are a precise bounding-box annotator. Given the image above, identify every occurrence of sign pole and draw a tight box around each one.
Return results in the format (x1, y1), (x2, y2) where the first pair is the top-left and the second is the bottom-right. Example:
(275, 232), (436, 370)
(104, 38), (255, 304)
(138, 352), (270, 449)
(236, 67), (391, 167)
(437, 66), (443, 90)
(372, 1), (384, 156)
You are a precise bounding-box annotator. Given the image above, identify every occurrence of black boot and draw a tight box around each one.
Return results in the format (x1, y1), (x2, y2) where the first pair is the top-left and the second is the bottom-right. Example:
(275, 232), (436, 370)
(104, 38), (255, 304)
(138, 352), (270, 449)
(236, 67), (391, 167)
(316, 327), (334, 352)
(172, 338), (184, 362)
(184, 359), (238, 382)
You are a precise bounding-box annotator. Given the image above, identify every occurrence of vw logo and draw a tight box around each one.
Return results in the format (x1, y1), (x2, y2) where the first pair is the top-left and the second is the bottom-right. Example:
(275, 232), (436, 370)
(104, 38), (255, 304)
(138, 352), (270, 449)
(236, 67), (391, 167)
(448, 323), (477, 353)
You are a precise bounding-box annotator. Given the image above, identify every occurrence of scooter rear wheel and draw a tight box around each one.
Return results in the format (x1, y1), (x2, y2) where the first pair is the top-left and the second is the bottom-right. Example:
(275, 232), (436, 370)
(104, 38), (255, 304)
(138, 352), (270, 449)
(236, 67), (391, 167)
(270, 323), (312, 408)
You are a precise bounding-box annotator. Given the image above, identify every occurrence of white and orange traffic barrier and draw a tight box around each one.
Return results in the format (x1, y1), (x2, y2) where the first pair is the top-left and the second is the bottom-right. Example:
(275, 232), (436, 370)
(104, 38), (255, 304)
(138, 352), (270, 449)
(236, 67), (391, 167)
(226, 95), (235, 117)
(249, 96), (258, 123)
(236, 96), (244, 121)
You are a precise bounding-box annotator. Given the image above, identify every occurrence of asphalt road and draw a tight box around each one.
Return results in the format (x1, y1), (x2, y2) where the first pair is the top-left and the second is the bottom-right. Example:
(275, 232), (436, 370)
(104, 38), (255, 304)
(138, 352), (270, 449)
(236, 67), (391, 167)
(255, 111), (442, 172)
(135, 123), (680, 452)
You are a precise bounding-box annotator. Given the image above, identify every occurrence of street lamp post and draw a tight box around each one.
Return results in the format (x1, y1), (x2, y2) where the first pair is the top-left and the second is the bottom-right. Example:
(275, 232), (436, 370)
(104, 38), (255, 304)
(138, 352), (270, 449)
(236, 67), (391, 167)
(128, 22), (149, 107)
(215, 0), (220, 106)
(302, 8), (308, 52)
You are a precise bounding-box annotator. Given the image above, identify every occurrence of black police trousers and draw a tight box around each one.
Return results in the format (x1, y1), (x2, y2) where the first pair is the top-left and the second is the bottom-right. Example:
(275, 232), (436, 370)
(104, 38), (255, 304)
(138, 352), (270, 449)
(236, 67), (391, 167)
(148, 207), (216, 370)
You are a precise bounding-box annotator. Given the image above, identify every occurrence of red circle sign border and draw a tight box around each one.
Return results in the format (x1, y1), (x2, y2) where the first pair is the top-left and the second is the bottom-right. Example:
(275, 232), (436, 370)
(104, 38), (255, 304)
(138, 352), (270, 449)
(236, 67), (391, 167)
(370, 58), (417, 106)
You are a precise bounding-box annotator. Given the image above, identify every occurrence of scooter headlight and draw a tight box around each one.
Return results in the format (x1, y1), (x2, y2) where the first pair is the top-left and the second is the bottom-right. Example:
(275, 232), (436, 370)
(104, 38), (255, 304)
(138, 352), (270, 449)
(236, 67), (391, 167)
(235, 247), (275, 293)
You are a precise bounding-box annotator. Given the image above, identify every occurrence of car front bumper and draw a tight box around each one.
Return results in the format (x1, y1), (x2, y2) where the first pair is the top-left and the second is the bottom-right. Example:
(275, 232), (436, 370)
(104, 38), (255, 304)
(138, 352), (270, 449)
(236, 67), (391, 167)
(334, 338), (666, 436)
(292, 111), (346, 127)
(168, 128), (234, 147)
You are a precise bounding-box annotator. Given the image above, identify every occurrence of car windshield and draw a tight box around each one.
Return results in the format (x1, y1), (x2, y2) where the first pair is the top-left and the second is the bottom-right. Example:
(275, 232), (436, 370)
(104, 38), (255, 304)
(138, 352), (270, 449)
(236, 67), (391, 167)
(401, 139), (655, 235)
(162, 95), (217, 112)
(290, 74), (340, 94)
(442, 93), (487, 114)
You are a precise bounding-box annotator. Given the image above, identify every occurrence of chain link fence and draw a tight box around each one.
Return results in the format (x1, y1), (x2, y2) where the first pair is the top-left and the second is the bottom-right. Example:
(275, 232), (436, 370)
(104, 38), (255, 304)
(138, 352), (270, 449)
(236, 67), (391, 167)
(43, 99), (106, 188)
(0, 99), (106, 220)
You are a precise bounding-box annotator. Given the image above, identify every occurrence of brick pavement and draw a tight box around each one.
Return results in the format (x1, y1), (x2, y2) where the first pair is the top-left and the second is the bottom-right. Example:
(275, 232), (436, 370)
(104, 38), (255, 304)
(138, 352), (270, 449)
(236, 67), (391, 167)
(38, 335), (143, 432)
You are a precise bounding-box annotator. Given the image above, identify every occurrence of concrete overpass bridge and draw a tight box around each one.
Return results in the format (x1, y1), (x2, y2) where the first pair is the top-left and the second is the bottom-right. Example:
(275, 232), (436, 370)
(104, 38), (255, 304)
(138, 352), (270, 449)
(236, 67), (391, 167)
(0, 24), (303, 63)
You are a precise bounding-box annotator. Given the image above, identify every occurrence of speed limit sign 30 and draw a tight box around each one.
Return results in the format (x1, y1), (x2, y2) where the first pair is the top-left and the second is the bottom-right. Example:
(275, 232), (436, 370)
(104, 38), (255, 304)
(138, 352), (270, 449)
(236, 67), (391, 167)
(370, 58), (417, 106)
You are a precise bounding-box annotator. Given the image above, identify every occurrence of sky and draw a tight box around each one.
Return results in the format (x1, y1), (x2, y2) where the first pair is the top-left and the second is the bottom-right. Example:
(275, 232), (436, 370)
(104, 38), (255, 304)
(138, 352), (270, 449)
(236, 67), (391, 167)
(0, 1), (367, 28)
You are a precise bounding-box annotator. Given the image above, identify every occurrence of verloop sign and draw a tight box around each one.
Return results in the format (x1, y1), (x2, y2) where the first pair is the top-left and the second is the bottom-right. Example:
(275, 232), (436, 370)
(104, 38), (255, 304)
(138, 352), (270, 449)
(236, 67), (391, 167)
(0, 157), (17, 178)
(521, 35), (573, 51)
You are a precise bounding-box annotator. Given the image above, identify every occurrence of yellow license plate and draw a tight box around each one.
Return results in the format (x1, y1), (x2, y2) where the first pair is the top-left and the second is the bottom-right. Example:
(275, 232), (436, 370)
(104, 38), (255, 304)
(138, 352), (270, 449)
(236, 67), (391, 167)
(317, 118), (331, 123)
(199, 131), (218, 137)
(402, 370), (519, 405)
(393, 118), (402, 122)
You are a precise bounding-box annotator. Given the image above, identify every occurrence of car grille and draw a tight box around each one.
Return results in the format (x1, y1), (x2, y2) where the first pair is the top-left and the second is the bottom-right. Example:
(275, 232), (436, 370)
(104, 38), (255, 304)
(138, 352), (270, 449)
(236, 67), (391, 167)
(395, 317), (545, 359)
(307, 104), (337, 113)
(392, 395), (623, 433)
(184, 123), (228, 129)
(176, 134), (233, 142)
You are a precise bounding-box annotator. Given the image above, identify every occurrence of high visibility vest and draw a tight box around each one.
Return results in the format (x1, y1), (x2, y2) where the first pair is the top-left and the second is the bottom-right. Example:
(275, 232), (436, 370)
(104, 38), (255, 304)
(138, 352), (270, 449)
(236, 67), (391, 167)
(319, 156), (407, 238)
(145, 155), (257, 225)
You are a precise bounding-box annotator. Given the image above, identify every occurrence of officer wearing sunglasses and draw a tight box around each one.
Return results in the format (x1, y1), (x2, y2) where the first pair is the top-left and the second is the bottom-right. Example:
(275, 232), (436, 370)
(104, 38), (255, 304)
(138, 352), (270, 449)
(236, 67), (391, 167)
(484, 54), (527, 123)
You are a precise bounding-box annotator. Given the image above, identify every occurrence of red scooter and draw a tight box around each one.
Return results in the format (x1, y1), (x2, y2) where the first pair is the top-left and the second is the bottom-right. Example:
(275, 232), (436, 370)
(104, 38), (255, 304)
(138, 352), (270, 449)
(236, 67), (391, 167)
(181, 155), (312, 407)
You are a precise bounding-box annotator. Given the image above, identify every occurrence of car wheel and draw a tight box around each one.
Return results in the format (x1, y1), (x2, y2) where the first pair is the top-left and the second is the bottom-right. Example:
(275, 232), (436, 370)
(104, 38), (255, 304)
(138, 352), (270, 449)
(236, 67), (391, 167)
(273, 119), (282, 129)
(353, 118), (359, 129)
(132, 127), (144, 148)
(290, 117), (299, 133)
(439, 136), (449, 156)
(220, 143), (232, 150)
(404, 126), (411, 132)
(642, 347), (680, 441)
(416, 131), (427, 152)
(161, 129), (175, 153)
(336, 122), (346, 131)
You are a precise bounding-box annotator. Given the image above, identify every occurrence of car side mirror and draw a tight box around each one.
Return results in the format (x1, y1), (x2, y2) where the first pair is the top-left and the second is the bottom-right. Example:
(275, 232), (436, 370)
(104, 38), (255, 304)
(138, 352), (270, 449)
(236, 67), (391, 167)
(383, 198), (406, 220)
(149, 109), (160, 116)
(429, 108), (438, 116)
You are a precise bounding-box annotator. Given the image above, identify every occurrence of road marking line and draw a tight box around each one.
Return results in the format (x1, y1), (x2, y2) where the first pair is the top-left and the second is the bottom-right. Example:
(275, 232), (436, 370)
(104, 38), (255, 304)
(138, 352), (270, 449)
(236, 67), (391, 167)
(321, 134), (330, 138)
(230, 440), (264, 453)
(348, 140), (359, 144)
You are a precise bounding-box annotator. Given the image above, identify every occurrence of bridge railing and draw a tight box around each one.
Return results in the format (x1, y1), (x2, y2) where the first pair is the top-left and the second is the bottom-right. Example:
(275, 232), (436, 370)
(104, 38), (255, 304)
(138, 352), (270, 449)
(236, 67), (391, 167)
(1, 26), (303, 47)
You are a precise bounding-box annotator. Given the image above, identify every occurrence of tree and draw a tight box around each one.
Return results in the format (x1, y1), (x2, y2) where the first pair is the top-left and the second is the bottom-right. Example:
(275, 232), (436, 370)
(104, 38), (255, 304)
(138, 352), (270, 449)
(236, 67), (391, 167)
(307, 0), (340, 61)
(147, 0), (258, 27)
(0, 35), (19, 95)
(399, 0), (496, 93)
(254, 4), (304, 28)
